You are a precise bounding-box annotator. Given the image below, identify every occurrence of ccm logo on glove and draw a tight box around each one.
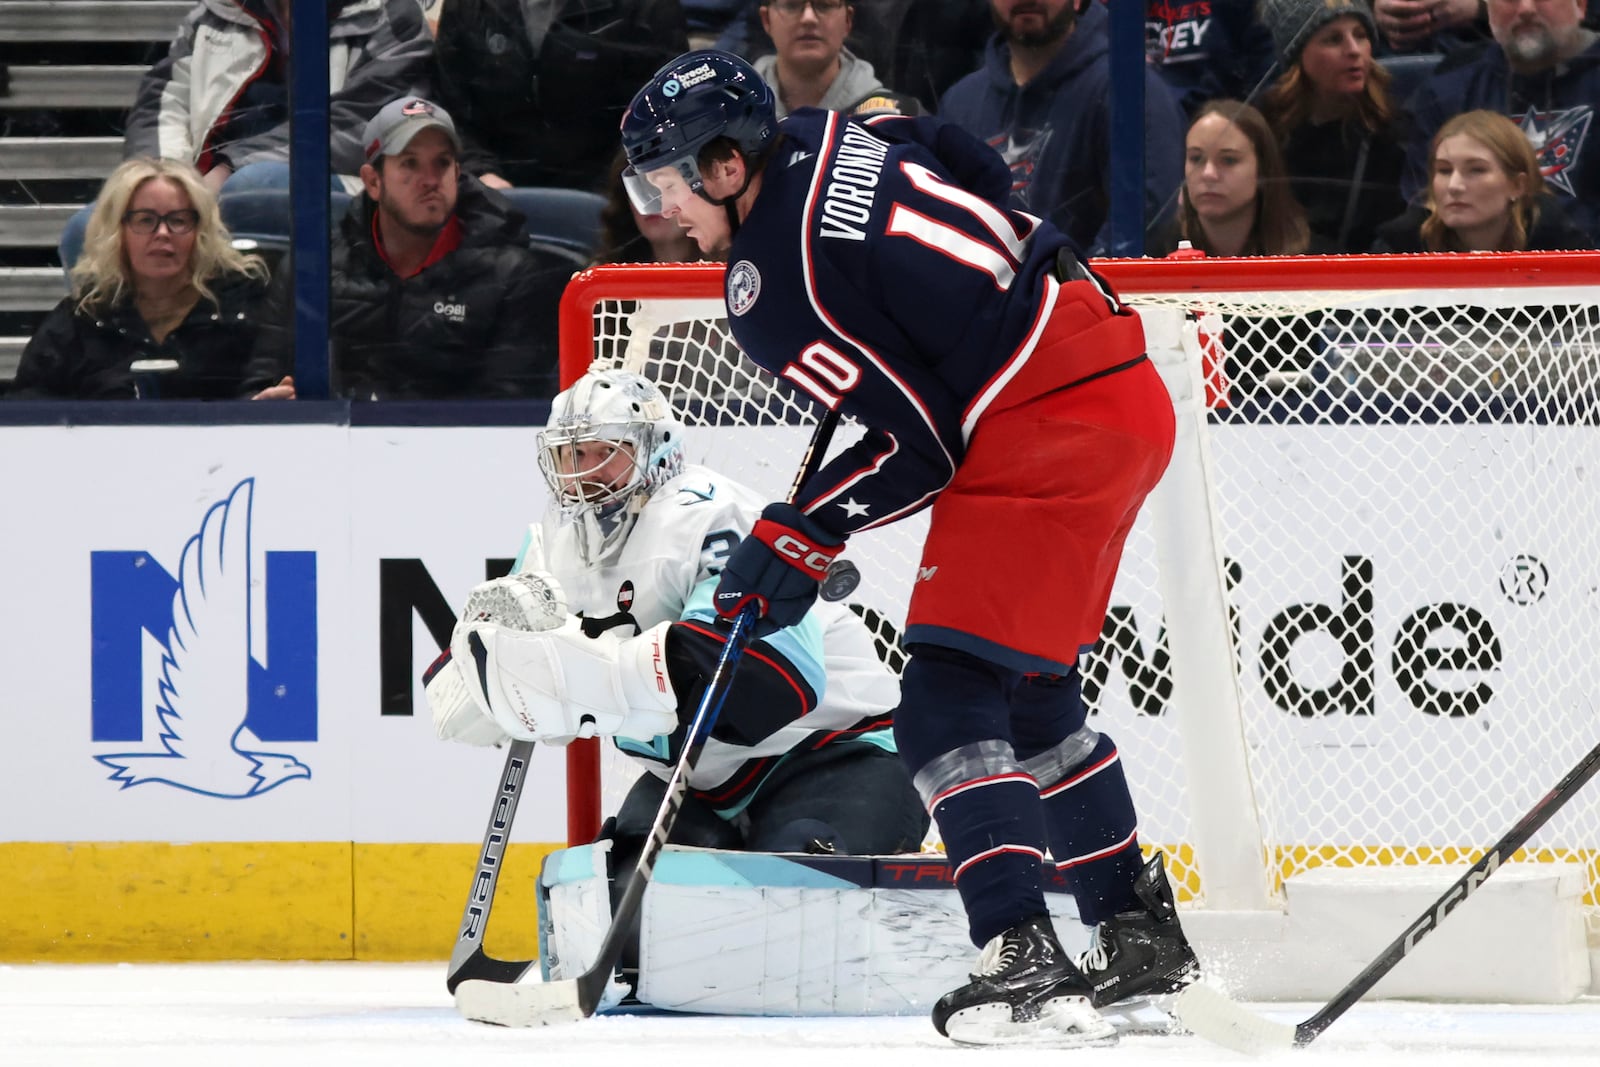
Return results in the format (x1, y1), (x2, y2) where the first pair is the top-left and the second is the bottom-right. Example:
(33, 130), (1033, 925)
(758, 524), (840, 577)
(714, 503), (846, 633)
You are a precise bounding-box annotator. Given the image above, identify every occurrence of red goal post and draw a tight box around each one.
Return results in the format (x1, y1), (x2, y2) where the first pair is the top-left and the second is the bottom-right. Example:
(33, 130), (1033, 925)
(555, 252), (1600, 945)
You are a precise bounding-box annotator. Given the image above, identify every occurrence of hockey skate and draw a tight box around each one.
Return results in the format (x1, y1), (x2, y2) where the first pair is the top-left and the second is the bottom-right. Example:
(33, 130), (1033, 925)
(931, 915), (1117, 1047)
(1076, 851), (1201, 1032)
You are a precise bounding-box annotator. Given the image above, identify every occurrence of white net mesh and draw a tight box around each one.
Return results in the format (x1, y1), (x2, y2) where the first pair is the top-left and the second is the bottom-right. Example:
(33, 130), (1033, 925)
(562, 258), (1600, 941)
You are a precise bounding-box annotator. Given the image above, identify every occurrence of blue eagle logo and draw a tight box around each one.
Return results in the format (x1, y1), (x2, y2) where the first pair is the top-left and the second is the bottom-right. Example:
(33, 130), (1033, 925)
(94, 479), (313, 798)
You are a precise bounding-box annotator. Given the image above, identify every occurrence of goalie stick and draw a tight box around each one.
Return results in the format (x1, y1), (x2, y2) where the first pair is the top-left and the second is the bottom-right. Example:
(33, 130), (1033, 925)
(445, 739), (538, 994)
(1174, 734), (1600, 1054)
(455, 409), (844, 1027)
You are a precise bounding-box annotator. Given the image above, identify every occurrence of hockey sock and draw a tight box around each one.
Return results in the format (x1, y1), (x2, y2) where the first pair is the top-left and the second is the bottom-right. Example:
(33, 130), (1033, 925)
(1013, 671), (1143, 924)
(894, 645), (1050, 947)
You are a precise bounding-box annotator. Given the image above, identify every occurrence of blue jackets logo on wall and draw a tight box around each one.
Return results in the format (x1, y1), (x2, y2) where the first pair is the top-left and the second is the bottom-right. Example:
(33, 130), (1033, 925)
(90, 478), (318, 798)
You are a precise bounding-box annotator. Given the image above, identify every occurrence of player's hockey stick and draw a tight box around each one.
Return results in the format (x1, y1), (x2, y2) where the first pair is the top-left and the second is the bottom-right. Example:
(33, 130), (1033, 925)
(1174, 734), (1600, 1054)
(456, 409), (844, 1027)
(445, 739), (538, 994)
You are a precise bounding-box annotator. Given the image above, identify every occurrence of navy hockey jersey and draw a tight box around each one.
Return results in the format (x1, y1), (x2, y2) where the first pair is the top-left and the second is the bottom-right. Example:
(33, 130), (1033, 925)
(724, 108), (1124, 542)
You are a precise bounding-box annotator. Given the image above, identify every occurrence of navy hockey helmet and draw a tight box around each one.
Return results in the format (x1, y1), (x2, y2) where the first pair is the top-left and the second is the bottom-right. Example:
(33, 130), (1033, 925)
(619, 50), (776, 216)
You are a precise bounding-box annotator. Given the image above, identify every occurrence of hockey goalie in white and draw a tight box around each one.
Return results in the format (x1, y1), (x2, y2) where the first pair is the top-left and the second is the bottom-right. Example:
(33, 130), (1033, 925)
(426, 370), (931, 989)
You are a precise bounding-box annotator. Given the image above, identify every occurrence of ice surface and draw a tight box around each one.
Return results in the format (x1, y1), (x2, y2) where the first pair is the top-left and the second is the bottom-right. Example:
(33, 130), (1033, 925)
(2, 963), (1597, 1067)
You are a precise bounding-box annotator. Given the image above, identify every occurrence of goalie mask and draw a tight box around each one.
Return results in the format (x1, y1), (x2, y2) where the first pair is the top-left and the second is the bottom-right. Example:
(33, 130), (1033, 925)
(537, 369), (685, 565)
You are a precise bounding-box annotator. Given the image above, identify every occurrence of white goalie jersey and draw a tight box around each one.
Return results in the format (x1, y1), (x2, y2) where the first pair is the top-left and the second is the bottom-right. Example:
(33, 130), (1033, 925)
(438, 463), (902, 825)
(519, 463), (900, 817)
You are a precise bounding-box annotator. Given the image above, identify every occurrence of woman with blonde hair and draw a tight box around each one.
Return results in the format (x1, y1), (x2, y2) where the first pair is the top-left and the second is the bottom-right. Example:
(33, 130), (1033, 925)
(1158, 99), (1312, 257)
(1257, 0), (1409, 252)
(10, 158), (270, 399)
(1372, 110), (1589, 252)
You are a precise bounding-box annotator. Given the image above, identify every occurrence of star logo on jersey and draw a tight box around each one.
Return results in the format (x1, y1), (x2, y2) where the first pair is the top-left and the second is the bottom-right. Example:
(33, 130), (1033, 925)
(1514, 105), (1592, 198)
(727, 260), (761, 316)
(839, 498), (870, 518)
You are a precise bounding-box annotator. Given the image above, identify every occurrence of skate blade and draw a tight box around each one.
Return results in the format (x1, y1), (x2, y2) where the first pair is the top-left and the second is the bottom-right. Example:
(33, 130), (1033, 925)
(943, 995), (1118, 1048)
(1101, 994), (1187, 1036)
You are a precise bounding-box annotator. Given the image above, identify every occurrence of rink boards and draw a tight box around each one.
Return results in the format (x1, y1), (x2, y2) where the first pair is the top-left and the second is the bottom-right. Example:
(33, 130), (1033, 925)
(0, 418), (1593, 960)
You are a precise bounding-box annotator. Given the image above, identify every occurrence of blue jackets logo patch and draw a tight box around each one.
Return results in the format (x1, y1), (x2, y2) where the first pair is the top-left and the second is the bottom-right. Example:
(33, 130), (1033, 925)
(89, 478), (318, 798)
(728, 260), (761, 316)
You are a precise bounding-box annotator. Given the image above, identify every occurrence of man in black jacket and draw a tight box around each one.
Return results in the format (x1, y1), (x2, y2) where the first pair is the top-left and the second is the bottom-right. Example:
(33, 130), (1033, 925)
(246, 97), (563, 400)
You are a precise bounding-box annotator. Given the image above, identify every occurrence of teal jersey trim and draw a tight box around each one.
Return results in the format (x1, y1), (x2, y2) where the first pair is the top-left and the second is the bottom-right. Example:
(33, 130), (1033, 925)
(682, 575), (829, 698)
(510, 525), (537, 574)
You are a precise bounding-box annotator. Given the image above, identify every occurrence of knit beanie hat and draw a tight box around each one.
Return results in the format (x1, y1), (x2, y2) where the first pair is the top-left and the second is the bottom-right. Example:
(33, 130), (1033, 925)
(1258, 0), (1378, 66)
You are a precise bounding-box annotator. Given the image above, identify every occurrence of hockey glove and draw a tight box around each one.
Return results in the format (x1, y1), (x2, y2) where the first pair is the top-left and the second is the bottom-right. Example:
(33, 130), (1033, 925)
(714, 502), (844, 634)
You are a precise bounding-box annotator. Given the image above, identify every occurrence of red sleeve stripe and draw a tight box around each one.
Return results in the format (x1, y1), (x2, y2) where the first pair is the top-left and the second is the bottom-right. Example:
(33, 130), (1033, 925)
(698, 755), (775, 805)
(808, 715), (895, 748)
(675, 621), (813, 710)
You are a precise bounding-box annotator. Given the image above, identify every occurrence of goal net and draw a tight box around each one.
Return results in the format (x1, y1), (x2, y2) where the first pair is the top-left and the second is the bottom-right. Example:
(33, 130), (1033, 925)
(557, 254), (1600, 947)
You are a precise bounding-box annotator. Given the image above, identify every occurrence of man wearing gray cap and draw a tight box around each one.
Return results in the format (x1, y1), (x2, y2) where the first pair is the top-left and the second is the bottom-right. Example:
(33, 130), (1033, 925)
(244, 96), (563, 400)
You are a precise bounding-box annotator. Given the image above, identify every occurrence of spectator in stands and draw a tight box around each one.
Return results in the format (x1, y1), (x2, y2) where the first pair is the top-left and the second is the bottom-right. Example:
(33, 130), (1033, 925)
(243, 98), (561, 400)
(753, 0), (922, 117)
(1153, 99), (1312, 256)
(1403, 0), (1600, 243)
(939, 0), (1186, 255)
(1371, 0), (1490, 54)
(1258, 0), (1409, 252)
(432, 0), (690, 195)
(57, 0), (435, 269)
(10, 159), (269, 400)
(594, 150), (702, 264)
(1371, 108), (1590, 250)
(1146, 0), (1277, 118)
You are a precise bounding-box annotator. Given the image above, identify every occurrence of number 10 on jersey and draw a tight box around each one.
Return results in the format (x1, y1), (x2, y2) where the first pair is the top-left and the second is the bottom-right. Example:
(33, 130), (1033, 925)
(782, 341), (861, 409)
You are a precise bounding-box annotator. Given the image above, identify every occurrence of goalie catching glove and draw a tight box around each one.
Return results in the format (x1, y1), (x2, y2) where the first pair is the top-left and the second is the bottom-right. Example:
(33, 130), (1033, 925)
(449, 576), (680, 745)
(713, 502), (844, 634)
(427, 570), (570, 745)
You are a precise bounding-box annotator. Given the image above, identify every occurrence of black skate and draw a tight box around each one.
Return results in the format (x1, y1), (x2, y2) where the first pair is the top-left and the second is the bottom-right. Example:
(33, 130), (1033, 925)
(931, 915), (1117, 1047)
(1076, 851), (1201, 1029)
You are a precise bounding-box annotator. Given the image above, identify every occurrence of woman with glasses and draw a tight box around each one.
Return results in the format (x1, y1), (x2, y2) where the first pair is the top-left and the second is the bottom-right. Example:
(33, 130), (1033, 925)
(10, 158), (269, 399)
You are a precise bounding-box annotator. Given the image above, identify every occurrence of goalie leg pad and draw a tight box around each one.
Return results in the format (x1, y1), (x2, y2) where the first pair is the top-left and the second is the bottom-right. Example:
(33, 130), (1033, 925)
(452, 618), (680, 744)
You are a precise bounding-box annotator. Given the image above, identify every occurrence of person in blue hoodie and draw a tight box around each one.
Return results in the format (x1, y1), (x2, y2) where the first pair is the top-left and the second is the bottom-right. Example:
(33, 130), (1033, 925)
(938, 0), (1186, 255)
(1401, 0), (1600, 244)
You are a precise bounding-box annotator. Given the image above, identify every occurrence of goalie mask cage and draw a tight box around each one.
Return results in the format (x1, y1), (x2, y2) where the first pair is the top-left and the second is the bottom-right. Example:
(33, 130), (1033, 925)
(557, 254), (1600, 962)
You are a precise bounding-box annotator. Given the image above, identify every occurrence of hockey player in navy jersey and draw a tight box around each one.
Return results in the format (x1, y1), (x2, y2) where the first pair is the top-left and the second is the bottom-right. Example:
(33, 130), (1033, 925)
(619, 50), (1198, 1047)
(429, 368), (928, 861)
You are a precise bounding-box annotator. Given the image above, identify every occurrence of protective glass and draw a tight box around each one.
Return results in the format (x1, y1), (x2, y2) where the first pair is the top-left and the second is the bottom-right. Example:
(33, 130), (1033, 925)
(122, 209), (200, 235)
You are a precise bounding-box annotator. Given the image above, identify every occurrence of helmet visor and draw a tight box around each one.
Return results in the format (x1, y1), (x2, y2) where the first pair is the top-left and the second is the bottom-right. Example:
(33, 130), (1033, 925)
(622, 156), (705, 217)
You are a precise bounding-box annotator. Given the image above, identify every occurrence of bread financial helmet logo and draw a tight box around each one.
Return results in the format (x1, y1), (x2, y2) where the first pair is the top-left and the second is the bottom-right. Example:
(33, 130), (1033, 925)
(727, 260), (761, 316)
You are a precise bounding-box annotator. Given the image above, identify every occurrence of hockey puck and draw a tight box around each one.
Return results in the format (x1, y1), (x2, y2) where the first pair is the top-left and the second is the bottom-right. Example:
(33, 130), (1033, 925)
(820, 558), (861, 602)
